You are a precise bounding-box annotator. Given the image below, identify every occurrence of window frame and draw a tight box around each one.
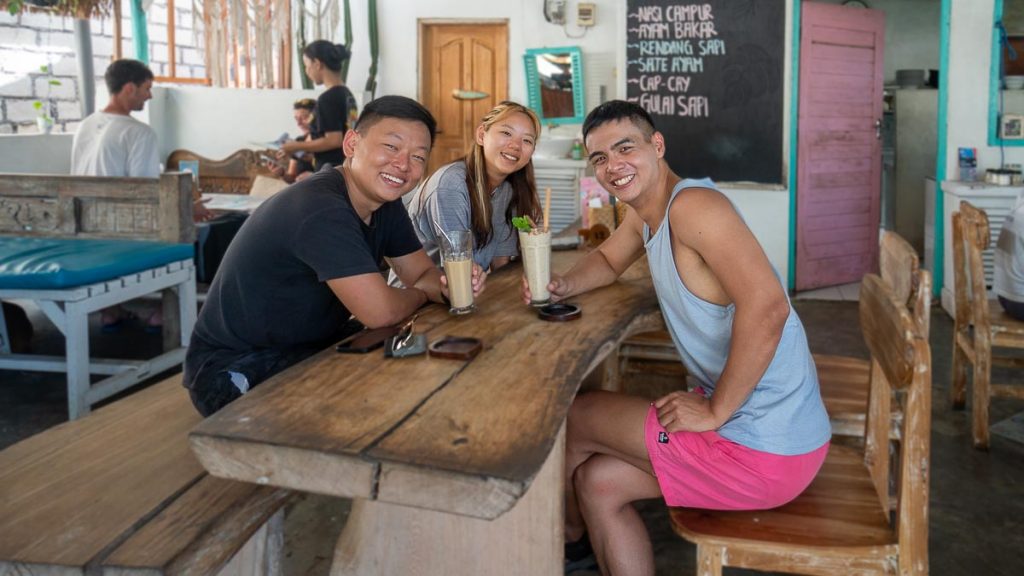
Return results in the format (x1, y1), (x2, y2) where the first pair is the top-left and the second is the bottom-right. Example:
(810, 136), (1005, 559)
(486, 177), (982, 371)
(990, 0), (1024, 146)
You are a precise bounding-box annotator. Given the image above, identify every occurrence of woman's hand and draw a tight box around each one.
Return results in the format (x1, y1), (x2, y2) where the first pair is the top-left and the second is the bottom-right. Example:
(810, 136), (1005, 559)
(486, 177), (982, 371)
(470, 263), (487, 296)
(439, 263), (487, 300)
(654, 391), (719, 434)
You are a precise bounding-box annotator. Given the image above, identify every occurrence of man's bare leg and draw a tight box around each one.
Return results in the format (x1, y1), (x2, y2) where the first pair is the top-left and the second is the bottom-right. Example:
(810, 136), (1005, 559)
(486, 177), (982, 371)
(577, 454), (662, 576)
(564, 391), (655, 541)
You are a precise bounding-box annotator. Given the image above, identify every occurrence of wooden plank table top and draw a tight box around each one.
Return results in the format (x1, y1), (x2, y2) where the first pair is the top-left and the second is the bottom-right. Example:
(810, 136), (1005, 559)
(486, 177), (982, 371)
(190, 249), (663, 521)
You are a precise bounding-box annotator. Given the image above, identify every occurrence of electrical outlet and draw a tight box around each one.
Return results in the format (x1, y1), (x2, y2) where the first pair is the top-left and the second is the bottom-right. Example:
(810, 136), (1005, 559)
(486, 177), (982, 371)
(578, 2), (596, 27)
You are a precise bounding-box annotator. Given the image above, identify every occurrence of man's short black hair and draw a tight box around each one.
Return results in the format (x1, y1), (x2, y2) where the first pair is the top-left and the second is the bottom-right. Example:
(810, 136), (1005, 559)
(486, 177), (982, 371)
(354, 95), (438, 144)
(582, 100), (657, 142)
(105, 59), (154, 95)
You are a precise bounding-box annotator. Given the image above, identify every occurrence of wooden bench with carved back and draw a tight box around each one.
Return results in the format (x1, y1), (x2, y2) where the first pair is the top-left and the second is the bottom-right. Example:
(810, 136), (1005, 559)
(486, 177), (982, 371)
(166, 149), (275, 196)
(0, 172), (199, 419)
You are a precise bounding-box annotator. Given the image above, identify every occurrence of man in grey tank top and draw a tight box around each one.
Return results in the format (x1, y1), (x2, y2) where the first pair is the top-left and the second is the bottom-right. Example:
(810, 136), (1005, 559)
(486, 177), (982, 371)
(523, 101), (830, 575)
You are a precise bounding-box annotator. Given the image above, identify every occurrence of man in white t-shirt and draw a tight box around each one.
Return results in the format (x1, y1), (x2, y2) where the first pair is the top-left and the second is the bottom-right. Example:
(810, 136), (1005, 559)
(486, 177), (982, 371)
(71, 60), (211, 331)
(72, 59), (160, 178)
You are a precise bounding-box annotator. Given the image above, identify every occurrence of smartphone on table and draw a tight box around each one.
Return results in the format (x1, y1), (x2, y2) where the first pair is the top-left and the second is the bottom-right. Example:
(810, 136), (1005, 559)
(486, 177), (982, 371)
(335, 326), (400, 354)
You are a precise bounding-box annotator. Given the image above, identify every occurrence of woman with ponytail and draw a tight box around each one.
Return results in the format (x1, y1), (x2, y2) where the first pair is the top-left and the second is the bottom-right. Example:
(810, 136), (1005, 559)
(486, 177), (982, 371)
(279, 40), (359, 170)
(405, 101), (542, 273)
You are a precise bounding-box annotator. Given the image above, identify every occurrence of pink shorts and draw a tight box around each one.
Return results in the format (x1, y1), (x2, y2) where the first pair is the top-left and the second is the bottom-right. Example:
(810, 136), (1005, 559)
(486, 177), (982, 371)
(644, 404), (828, 509)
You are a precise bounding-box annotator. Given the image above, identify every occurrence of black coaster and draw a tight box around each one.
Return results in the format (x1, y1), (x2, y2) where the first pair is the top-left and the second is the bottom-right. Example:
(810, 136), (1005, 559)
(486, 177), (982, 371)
(428, 336), (483, 360)
(538, 303), (582, 322)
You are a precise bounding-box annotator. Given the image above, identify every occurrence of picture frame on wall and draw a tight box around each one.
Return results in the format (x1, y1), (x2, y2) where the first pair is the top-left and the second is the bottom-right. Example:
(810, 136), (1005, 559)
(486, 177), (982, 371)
(1001, 114), (1024, 139)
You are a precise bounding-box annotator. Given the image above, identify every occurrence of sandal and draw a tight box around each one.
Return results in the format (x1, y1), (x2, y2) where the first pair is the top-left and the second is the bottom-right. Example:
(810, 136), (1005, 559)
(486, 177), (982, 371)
(101, 309), (136, 333)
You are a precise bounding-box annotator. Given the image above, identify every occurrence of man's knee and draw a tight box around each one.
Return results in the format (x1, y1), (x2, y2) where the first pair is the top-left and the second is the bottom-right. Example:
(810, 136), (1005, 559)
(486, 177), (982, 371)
(188, 370), (245, 416)
(575, 456), (624, 504)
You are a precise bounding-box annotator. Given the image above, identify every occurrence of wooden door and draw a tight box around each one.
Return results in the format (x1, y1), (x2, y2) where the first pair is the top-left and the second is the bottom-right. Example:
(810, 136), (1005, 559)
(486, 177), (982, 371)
(796, 3), (885, 291)
(420, 22), (508, 175)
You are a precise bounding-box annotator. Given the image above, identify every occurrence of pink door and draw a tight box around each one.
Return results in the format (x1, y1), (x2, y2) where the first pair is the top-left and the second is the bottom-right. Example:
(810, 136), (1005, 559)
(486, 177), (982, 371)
(796, 2), (885, 291)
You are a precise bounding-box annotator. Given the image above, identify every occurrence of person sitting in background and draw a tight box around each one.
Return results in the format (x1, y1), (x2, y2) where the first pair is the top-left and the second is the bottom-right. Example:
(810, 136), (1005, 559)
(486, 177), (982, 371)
(277, 41), (358, 172)
(994, 195), (1024, 320)
(72, 59), (160, 179)
(184, 96), (486, 416)
(268, 98), (317, 184)
(402, 101), (542, 274)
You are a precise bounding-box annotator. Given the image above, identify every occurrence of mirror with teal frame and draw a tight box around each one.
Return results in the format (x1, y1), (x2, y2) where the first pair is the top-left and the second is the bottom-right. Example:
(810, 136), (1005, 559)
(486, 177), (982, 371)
(524, 47), (585, 125)
(990, 0), (1024, 146)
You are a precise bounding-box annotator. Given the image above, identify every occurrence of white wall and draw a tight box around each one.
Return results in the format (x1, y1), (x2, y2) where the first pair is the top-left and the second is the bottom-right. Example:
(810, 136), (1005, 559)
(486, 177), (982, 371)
(340, 0), (621, 106)
(944, 0), (1024, 177)
(0, 134), (72, 173)
(147, 85), (322, 160)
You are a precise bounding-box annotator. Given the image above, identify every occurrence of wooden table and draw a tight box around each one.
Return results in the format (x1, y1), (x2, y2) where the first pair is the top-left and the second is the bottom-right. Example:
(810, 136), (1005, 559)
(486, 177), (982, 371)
(189, 250), (663, 575)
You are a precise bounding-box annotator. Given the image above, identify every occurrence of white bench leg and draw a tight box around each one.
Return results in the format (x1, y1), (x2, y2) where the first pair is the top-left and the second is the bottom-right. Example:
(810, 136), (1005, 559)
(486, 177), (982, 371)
(178, 269), (197, 348)
(64, 301), (90, 420)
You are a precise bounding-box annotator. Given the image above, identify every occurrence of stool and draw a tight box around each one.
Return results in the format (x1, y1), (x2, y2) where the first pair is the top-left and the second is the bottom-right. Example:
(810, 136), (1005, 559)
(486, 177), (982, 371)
(0, 238), (197, 419)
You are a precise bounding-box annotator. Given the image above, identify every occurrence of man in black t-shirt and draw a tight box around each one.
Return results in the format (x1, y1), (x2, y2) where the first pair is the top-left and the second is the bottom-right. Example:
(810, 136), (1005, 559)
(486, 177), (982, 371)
(184, 96), (485, 416)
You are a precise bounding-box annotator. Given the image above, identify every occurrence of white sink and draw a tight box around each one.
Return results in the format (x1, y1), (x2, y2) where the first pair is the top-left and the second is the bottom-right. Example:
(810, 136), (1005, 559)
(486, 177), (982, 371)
(533, 137), (575, 159)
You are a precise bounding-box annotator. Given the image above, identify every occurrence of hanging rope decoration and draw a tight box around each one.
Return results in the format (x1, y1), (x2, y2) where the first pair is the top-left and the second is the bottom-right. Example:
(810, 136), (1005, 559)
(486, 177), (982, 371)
(305, 0), (339, 44)
(192, 0), (291, 88)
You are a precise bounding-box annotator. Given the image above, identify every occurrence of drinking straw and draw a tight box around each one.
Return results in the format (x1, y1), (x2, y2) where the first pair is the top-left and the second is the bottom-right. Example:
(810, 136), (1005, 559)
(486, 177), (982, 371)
(543, 186), (552, 232)
(433, 220), (454, 248)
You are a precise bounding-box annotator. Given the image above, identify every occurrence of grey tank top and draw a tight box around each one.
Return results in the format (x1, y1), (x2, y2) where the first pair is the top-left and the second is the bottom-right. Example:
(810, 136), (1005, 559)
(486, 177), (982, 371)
(643, 178), (831, 455)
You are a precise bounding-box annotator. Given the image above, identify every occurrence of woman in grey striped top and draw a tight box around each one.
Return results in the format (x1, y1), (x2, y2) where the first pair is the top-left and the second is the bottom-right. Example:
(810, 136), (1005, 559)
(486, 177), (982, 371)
(405, 101), (543, 272)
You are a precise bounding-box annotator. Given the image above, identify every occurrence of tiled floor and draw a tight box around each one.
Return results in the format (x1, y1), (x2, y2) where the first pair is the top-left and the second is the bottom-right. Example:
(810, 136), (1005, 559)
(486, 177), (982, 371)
(793, 281), (861, 302)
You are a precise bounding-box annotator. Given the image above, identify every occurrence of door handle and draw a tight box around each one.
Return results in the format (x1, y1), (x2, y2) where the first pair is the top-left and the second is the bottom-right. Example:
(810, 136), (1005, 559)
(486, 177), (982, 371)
(875, 118), (882, 140)
(452, 89), (489, 101)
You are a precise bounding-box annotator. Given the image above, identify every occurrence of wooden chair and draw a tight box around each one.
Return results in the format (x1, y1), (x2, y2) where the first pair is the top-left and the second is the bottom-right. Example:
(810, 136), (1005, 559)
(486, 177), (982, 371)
(951, 200), (1024, 449)
(670, 273), (932, 575)
(166, 149), (274, 195)
(816, 230), (930, 438)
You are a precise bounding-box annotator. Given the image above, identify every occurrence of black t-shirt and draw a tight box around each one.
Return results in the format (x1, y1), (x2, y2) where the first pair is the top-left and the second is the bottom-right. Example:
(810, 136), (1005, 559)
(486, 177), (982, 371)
(293, 134), (315, 175)
(311, 85), (358, 169)
(185, 167), (422, 380)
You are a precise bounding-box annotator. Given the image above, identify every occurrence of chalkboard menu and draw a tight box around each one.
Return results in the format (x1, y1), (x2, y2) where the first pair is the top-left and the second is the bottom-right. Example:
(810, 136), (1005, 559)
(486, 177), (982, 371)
(626, 0), (785, 184)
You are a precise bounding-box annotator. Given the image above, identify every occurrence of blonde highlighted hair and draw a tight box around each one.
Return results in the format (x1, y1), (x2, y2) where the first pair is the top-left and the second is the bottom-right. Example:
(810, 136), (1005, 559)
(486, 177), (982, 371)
(464, 101), (542, 248)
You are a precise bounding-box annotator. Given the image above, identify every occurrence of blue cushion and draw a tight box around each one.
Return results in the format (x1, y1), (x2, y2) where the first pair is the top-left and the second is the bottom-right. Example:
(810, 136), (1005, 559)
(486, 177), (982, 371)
(0, 238), (194, 290)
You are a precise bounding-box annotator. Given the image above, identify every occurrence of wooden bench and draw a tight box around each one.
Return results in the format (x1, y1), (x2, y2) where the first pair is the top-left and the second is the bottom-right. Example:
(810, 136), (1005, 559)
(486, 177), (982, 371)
(0, 172), (199, 419)
(670, 273), (932, 575)
(0, 374), (293, 575)
(166, 149), (274, 195)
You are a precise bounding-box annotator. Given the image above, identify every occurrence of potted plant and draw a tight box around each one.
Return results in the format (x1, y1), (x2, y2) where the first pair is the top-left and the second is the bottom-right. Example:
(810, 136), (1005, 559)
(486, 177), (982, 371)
(3, 0), (109, 18)
(34, 64), (60, 134)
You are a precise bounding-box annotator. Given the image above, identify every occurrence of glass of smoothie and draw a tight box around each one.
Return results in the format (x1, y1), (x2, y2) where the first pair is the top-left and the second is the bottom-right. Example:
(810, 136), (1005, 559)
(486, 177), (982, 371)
(519, 228), (551, 307)
(439, 229), (476, 315)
